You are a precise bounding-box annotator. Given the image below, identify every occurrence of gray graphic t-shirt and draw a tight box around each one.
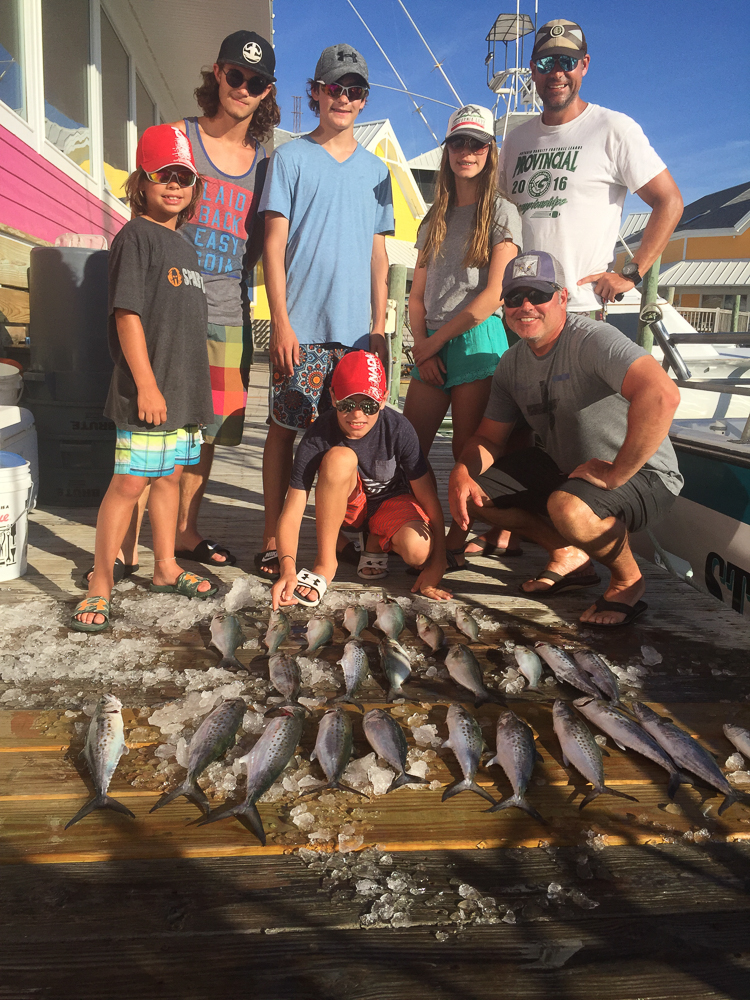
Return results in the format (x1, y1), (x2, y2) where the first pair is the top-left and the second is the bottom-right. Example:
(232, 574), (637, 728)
(484, 314), (683, 494)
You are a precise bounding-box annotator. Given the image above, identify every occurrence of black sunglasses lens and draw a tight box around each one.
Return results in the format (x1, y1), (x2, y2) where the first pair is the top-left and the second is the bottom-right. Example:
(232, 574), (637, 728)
(225, 68), (268, 93)
(506, 288), (555, 307)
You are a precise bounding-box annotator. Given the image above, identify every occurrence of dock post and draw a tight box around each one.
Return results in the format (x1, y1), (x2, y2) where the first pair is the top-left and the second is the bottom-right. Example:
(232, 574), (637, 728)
(636, 254), (662, 352)
(731, 293), (741, 334)
(387, 264), (407, 405)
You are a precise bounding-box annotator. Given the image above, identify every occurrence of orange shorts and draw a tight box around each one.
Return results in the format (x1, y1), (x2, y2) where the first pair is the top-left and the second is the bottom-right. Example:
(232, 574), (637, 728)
(344, 477), (430, 552)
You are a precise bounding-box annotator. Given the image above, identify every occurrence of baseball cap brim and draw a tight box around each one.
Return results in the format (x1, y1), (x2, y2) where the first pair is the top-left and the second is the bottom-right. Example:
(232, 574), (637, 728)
(443, 127), (494, 145)
(147, 160), (199, 177)
(222, 60), (275, 82)
(532, 45), (585, 61)
(503, 277), (559, 297)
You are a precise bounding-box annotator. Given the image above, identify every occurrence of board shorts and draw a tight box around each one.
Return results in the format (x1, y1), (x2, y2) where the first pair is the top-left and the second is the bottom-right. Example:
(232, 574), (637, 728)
(410, 314), (508, 394)
(476, 447), (677, 535)
(203, 322), (254, 447)
(270, 342), (349, 431)
(114, 425), (202, 478)
(343, 475), (430, 552)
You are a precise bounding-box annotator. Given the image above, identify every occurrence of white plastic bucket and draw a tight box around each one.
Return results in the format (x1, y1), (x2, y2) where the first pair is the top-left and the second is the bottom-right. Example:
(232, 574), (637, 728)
(0, 406), (38, 509)
(0, 363), (23, 405)
(0, 451), (33, 581)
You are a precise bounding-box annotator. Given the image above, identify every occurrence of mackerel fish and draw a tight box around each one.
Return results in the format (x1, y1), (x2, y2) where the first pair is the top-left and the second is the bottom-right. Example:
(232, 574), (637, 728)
(455, 607), (480, 643)
(552, 699), (637, 810)
(724, 723), (750, 760)
(363, 709), (429, 793)
(379, 637), (412, 702)
(264, 610), (291, 655)
(535, 643), (601, 698)
(150, 697), (246, 815)
(416, 613), (445, 652)
(375, 599), (405, 640)
(514, 646), (543, 688)
(302, 708), (367, 797)
(486, 710), (545, 822)
(65, 694), (134, 829)
(210, 612), (244, 671)
(302, 615), (334, 654)
(445, 644), (501, 707)
(441, 704), (496, 805)
(573, 649), (621, 704)
(268, 654), (303, 708)
(343, 605), (368, 639)
(335, 640), (370, 711)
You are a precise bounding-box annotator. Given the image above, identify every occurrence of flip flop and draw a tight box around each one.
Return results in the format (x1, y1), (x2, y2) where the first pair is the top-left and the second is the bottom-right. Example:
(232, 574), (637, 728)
(254, 549), (280, 579)
(174, 539), (236, 567)
(584, 597), (648, 628)
(150, 570), (218, 600)
(293, 569), (328, 607)
(70, 596), (111, 634)
(464, 538), (524, 559)
(79, 559), (139, 589)
(519, 567), (600, 596)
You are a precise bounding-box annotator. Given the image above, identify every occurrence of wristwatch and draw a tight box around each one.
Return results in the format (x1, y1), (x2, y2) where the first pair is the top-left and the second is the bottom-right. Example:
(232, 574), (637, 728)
(620, 260), (642, 286)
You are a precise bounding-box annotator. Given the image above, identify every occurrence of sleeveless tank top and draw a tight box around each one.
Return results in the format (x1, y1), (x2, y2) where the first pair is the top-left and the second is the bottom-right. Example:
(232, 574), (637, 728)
(180, 116), (268, 326)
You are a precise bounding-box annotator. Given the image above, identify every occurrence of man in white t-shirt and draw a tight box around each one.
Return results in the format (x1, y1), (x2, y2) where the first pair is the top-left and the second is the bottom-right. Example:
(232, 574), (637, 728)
(498, 18), (683, 312)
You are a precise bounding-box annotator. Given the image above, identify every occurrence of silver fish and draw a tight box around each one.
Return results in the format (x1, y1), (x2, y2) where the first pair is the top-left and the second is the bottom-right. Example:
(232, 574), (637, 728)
(374, 599), (405, 640)
(65, 694), (134, 829)
(573, 649), (621, 704)
(455, 607), (480, 643)
(268, 654), (302, 707)
(379, 637), (412, 702)
(335, 640), (370, 711)
(574, 697), (693, 800)
(552, 699), (637, 810)
(441, 704), (496, 805)
(302, 615), (334, 654)
(724, 723), (750, 760)
(416, 613), (445, 652)
(486, 710), (545, 822)
(514, 646), (543, 688)
(200, 709), (304, 844)
(445, 644), (501, 707)
(264, 609), (291, 655)
(302, 708), (367, 798)
(150, 697), (246, 815)
(210, 612), (244, 671)
(633, 703), (749, 816)
(535, 643), (601, 698)
(363, 708), (429, 792)
(343, 605), (368, 639)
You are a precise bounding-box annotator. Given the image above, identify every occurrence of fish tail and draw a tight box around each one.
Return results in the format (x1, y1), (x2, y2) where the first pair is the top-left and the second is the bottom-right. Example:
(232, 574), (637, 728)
(718, 790), (750, 816)
(594, 784), (638, 807)
(442, 778), (496, 806)
(387, 771), (430, 793)
(474, 690), (504, 708)
(486, 794), (546, 823)
(65, 793), (135, 830)
(579, 788), (602, 810)
(331, 780), (370, 799)
(198, 801), (266, 845)
(667, 770), (695, 801)
(217, 655), (244, 672)
(149, 781), (192, 813)
(334, 695), (365, 713)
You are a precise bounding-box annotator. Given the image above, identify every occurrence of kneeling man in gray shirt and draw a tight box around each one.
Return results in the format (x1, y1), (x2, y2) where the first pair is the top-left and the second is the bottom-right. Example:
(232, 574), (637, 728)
(449, 250), (683, 627)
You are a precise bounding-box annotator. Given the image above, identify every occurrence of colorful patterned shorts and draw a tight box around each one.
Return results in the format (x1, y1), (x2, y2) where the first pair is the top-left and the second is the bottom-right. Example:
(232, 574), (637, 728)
(204, 322), (253, 447)
(114, 425), (202, 478)
(269, 343), (349, 431)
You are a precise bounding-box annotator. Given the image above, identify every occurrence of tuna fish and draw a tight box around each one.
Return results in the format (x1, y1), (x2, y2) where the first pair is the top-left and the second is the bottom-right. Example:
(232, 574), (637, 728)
(552, 699), (637, 810)
(633, 703), (750, 815)
(199, 709), (304, 844)
(514, 646), (543, 688)
(535, 643), (602, 698)
(363, 708), (430, 792)
(264, 610), (291, 655)
(301, 615), (334, 654)
(416, 613), (445, 653)
(65, 694), (134, 829)
(343, 605), (368, 640)
(150, 697), (247, 815)
(574, 697), (693, 800)
(455, 607), (480, 643)
(375, 599), (406, 640)
(724, 723), (750, 761)
(486, 710), (545, 822)
(302, 708), (367, 797)
(573, 649), (621, 705)
(209, 612), (244, 671)
(268, 654), (303, 708)
(441, 704), (496, 805)
(379, 638), (412, 702)
(445, 644), (501, 707)
(335, 640), (370, 711)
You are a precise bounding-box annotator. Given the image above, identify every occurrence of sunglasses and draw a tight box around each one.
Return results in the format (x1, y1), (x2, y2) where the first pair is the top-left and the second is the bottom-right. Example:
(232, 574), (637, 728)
(446, 136), (491, 153)
(534, 54), (579, 74)
(316, 81), (369, 102)
(504, 287), (557, 308)
(335, 397), (380, 415)
(145, 168), (197, 187)
(223, 66), (270, 95)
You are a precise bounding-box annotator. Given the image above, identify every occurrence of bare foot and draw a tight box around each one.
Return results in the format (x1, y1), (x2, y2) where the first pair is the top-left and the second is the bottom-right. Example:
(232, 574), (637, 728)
(580, 577), (646, 625)
(153, 558), (212, 593)
(521, 547), (593, 594)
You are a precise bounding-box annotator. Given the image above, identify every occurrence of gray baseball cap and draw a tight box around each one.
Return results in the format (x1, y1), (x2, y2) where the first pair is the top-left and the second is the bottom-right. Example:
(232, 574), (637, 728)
(314, 43), (368, 86)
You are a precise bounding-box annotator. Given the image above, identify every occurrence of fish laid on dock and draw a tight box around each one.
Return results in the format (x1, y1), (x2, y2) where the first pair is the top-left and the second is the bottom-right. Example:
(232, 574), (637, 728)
(301, 616), (334, 654)
(150, 697), (247, 815)
(455, 607), (480, 643)
(303, 707), (367, 797)
(268, 654), (304, 709)
(572, 649), (621, 705)
(441, 704), (496, 805)
(513, 646), (543, 688)
(416, 613), (445, 653)
(209, 612), (244, 671)
(723, 723), (750, 760)
(536, 643), (602, 698)
(379, 637), (412, 702)
(375, 599), (406, 640)
(343, 605), (368, 640)
(363, 709), (430, 793)
(552, 700), (637, 810)
(486, 710), (545, 822)
(335, 640), (370, 711)
(264, 610), (291, 655)
(65, 695), (134, 829)
(445, 644), (501, 707)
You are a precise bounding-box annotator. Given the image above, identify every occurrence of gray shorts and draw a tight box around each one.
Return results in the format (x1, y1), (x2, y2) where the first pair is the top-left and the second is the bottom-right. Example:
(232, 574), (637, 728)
(476, 447), (676, 534)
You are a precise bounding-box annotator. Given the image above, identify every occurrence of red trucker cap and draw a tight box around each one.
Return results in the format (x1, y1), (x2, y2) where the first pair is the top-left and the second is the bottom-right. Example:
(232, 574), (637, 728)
(136, 125), (199, 176)
(331, 351), (387, 402)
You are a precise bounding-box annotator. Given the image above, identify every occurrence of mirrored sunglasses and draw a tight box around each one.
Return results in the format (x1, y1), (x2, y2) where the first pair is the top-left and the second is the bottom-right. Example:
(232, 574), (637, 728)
(317, 81), (369, 102)
(223, 67), (270, 95)
(534, 54), (579, 74)
(144, 168), (197, 187)
(446, 136), (490, 153)
(504, 287), (557, 308)
(334, 397), (380, 415)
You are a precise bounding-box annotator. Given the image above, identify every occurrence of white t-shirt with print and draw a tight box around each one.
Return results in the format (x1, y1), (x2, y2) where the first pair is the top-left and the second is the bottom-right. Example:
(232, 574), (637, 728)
(497, 104), (666, 312)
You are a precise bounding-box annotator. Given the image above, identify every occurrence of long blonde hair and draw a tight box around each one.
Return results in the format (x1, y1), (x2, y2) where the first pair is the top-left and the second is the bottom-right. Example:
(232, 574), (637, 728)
(420, 140), (500, 269)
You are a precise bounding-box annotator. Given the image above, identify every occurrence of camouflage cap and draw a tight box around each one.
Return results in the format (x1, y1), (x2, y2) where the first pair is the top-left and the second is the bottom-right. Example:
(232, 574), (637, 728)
(531, 19), (587, 62)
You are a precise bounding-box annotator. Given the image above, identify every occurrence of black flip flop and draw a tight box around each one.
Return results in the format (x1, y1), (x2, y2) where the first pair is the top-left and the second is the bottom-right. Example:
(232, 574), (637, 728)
(79, 559), (139, 590)
(519, 567), (600, 596)
(175, 539), (237, 567)
(254, 549), (280, 579)
(464, 539), (524, 559)
(585, 597), (648, 628)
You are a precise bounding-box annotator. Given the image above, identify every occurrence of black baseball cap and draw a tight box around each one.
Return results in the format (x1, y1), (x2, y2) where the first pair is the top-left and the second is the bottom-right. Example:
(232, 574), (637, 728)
(217, 30), (276, 82)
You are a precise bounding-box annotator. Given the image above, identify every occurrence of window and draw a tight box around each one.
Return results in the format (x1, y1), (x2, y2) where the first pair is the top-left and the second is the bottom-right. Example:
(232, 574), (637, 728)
(101, 11), (129, 198)
(136, 75), (156, 138)
(0, 0), (26, 119)
(42, 0), (91, 172)
(700, 295), (723, 309)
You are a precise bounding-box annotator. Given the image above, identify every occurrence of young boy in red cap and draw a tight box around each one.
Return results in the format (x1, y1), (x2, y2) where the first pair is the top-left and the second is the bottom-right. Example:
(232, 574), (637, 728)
(72, 125), (216, 632)
(271, 351), (451, 608)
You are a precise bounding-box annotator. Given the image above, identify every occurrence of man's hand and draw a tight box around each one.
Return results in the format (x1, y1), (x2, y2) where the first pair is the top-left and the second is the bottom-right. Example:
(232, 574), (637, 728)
(271, 569), (299, 609)
(578, 270), (635, 304)
(412, 334), (443, 367)
(137, 386), (167, 426)
(270, 322), (300, 377)
(568, 458), (624, 490)
(369, 332), (388, 366)
(416, 356), (446, 387)
(411, 561), (452, 601)
(449, 468), (490, 531)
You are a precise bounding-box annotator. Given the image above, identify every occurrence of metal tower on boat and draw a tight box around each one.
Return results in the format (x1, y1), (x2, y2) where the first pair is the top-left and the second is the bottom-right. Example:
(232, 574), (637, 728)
(485, 5), (542, 142)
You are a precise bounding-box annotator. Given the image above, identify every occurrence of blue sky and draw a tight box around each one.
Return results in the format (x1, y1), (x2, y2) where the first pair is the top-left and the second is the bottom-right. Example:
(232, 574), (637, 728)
(271, 0), (749, 214)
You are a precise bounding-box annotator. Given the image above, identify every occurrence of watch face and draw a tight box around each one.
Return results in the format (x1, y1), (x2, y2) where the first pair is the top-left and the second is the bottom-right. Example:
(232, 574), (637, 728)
(623, 262), (638, 279)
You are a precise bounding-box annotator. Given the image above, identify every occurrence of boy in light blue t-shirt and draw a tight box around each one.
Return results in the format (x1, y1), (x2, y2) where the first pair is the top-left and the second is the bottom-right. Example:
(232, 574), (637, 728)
(256, 42), (395, 580)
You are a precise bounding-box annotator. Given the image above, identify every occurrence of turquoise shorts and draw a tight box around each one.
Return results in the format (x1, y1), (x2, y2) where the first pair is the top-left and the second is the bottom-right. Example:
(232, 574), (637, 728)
(410, 313), (509, 394)
(114, 425), (202, 478)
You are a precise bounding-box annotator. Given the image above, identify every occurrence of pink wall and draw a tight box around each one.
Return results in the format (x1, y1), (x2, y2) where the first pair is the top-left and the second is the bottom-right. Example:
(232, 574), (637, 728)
(0, 123), (126, 244)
